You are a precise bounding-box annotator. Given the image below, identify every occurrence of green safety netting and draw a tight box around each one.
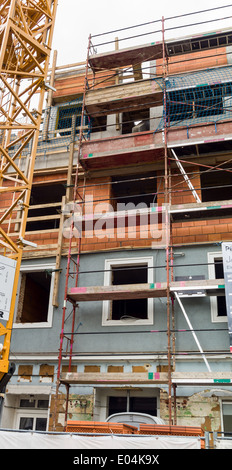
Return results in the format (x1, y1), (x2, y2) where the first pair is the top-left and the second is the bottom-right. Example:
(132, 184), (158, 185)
(8, 98), (90, 157)
(154, 65), (232, 131)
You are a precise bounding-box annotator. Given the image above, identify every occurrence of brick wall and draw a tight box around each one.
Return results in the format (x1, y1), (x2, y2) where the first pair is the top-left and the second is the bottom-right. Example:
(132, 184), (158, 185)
(156, 47), (227, 75)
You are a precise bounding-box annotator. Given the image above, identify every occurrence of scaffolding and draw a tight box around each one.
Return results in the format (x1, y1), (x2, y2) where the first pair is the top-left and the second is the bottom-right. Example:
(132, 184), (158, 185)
(52, 5), (232, 430)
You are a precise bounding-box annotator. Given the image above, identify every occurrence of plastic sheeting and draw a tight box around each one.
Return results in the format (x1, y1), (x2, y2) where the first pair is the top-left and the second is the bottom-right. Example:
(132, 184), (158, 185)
(215, 439), (232, 449)
(0, 430), (201, 449)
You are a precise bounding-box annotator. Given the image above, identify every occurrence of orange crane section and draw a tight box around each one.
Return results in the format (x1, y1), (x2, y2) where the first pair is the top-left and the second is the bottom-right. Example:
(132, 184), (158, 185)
(0, 0), (58, 386)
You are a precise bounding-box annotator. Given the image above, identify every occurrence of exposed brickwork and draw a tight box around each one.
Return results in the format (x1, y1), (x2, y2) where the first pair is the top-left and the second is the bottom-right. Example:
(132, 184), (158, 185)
(156, 47), (227, 75)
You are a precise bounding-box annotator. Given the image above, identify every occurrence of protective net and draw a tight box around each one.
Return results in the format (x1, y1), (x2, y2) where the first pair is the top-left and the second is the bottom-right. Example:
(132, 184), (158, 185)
(154, 65), (232, 131)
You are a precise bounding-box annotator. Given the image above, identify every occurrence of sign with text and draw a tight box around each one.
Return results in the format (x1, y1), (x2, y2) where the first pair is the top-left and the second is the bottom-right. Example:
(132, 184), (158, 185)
(222, 243), (232, 352)
(0, 255), (16, 321)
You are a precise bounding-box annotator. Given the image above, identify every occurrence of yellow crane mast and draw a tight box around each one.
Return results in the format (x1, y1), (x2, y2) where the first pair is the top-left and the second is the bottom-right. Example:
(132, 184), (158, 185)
(0, 0), (58, 388)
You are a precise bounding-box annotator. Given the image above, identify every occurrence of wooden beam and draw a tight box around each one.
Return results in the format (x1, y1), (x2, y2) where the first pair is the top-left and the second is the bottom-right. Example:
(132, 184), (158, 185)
(68, 279), (225, 302)
(85, 79), (162, 116)
(89, 42), (163, 71)
(133, 63), (143, 81)
(52, 195), (66, 307)
(171, 198), (232, 214)
(172, 371), (232, 385)
(60, 371), (169, 385)
(60, 370), (232, 386)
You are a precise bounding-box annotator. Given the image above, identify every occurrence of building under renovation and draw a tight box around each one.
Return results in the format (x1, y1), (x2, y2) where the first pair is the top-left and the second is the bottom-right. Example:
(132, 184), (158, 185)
(1, 3), (232, 447)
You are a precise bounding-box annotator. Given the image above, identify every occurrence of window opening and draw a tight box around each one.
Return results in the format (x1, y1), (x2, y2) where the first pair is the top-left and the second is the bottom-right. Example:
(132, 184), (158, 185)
(111, 264), (148, 320)
(201, 40), (209, 49)
(200, 164), (232, 202)
(26, 183), (65, 231)
(16, 271), (51, 323)
(90, 115), (107, 133)
(108, 396), (157, 417)
(20, 399), (36, 408)
(183, 43), (191, 52)
(19, 416), (47, 431)
(19, 398), (49, 409)
(222, 402), (232, 435)
(108, 397), (127, 415)
(57, 104), (84, 136)
(111, 172), (157, 211)
(19, 417), (34, 430)
(103, 257), (153, 326)
(17, 397), (49, 431)
(215, 258), (227, 317)
(167, 32), (232, 56)
(122, 108), (150, 134)
(174, 44), (183, 54)
(208, 252), (227, 323)
(38, 399), (49, 409)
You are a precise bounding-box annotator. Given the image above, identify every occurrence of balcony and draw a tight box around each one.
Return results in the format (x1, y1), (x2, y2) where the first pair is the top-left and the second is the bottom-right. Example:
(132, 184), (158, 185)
(81, 130), (164, 170)
(89, 42), (163, 72)
(85, 78), (163, 117)
(81, 119), (232, 170)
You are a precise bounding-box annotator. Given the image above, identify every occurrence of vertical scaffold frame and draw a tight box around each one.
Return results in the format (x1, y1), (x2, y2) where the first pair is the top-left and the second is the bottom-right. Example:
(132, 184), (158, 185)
(52, 34), (92, 431)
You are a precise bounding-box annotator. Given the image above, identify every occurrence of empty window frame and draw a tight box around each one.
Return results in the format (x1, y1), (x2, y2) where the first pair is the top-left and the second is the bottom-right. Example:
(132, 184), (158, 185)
(89, 115), (107, 133)
(102, 257), (154, 326)
(108, 395), (157, 417)
(200, 164), (232, 203)
(208, 252), (227, 322)
(14, 264), (55, 328)
(26, 183), (66, 232)
(112, 265), (148, 320)
(122, 108), (150, 134)
(111, 172), (157, 212)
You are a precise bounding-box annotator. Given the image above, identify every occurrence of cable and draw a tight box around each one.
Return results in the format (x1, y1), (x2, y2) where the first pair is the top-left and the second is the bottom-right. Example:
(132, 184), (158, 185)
(93, 29), (162, 48)
(63, 328), (228, 336)
(165, 4), (232, 21)
(87, 52), (232, 96)
(77, 166), (232, 190)
(91, 5), (232, 42)
(91, 19), (162, 38)
(165, 15), (232, 35)
(71, 261), (222, 276)
(72, 182), (232, 205)
(62, 350), (232, 357)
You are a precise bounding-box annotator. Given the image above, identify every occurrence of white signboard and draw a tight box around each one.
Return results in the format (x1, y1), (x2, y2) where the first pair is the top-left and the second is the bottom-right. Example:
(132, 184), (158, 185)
(222, 243), (232, 352)
(0, 255), (16, 321)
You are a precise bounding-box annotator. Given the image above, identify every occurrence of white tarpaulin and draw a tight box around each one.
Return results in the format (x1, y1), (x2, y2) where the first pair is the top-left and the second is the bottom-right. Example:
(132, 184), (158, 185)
(215, 439), (232, 449)
(0, 430), (201, 449)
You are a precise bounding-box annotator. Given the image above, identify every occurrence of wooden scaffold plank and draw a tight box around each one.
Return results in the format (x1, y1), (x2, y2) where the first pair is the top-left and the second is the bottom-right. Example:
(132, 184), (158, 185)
(68, 278), (225, 302)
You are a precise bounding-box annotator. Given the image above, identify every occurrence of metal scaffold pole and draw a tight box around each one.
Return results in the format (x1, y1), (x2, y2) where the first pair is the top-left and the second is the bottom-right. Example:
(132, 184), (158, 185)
(162, 15), (173, 426)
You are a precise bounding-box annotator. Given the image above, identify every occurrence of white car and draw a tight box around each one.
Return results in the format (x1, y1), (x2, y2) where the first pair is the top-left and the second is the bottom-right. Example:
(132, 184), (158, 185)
(106, 412), (166, 430)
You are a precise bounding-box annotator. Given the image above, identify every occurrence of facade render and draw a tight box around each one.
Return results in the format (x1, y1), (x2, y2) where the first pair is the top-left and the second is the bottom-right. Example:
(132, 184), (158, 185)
(2, 12), (232, 443)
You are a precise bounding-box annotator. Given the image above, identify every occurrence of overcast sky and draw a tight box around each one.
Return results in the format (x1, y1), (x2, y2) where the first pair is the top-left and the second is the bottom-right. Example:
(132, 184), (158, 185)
(51, 1), (232, 66)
